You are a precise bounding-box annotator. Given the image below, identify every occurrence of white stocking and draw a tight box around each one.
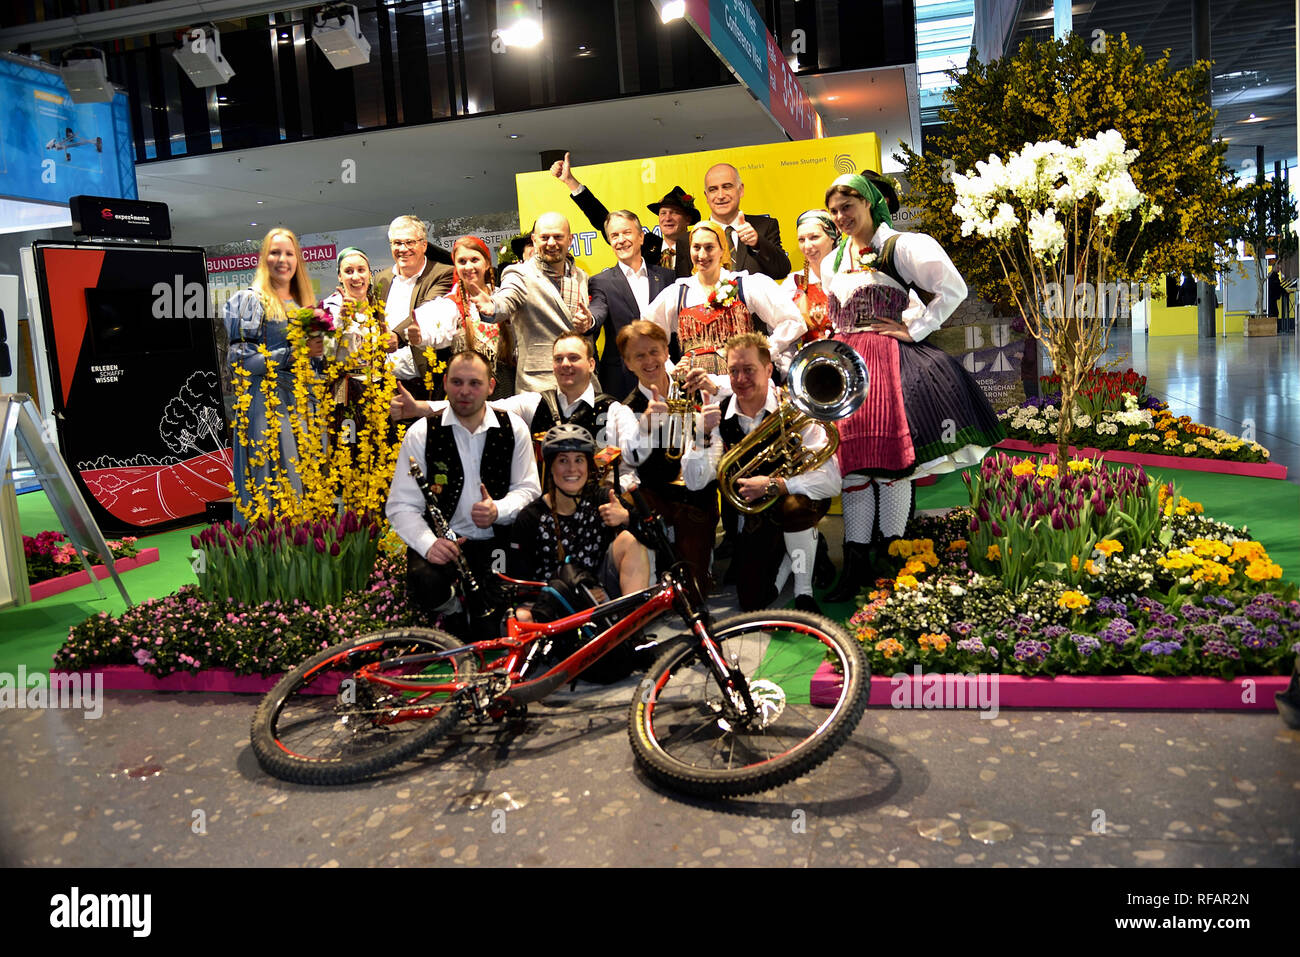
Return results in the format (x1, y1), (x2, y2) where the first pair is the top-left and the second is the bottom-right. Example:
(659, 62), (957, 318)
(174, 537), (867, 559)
(876, 478), (914, 538)
(841, 473), (876, 544)
(784, 527), (818, 597)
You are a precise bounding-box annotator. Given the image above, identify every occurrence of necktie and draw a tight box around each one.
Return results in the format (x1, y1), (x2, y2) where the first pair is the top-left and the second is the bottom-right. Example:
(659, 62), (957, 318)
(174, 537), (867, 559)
(660, 247), (674, 269)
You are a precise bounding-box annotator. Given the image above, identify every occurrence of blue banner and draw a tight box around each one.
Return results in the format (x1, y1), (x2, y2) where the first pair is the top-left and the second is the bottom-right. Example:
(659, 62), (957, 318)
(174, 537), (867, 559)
(0, 56), (137, 205)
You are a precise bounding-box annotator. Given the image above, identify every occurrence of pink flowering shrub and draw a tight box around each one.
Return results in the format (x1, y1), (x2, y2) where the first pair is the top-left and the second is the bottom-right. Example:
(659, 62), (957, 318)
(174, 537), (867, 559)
(54, 555), (410, 677)
(23, 531), (140, 585)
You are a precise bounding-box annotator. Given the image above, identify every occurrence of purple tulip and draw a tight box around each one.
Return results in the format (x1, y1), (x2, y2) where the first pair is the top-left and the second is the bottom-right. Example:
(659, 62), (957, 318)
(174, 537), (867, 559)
(1034, 501), (1047, 519)
(293, 528), (309, 547)
(991, 522), (1003, 537)
(969, 516), (981, 534)
(230, 522), (244, 538)
(1092, 493), (1108, 516)
(330, 542), (340, 557)
(191, 535), (201, 549)
(1064, 512), (1076, 530)
(977, 504), (990, 522)
(1050, 508), (1064, 530)
(999, 505), (1009, 522)
(369, 525), (379, 540)
(343, 510), (358, 534)
(313, 536), (326, 554)
(216, 532), (227, 548)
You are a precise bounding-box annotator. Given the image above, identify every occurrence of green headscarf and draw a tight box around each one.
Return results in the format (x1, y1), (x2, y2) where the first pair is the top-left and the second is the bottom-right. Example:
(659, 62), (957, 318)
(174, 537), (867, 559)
(796, 209), (838, 240)
(336, 246), (371, 271)
(829, 172), (893, 230)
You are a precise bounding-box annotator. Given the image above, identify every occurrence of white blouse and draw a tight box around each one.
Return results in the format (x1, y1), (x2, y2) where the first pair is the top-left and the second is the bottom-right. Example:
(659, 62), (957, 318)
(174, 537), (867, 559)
(641, 268), (806, 372)
(819, 223), (967, 343)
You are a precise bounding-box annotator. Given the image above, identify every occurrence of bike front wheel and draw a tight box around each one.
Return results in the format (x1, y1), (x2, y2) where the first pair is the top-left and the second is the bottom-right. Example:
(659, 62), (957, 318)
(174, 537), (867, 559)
(250, 627), (476, 785)
(629, 610), (870, 798)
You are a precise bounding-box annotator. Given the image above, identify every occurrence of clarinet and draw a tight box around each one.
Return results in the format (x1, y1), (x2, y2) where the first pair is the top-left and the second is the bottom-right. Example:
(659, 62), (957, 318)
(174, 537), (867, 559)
(407, 456), (486, 604)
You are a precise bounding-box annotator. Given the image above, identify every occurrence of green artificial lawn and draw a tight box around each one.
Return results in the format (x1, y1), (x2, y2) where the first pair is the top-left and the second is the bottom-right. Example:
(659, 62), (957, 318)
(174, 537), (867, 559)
(6, 459), (1297, 679)
(2, 491), (204, 676)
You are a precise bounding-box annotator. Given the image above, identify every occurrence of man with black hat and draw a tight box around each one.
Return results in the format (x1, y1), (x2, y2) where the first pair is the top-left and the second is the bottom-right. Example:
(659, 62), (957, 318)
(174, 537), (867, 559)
(551, 152), (698, 280)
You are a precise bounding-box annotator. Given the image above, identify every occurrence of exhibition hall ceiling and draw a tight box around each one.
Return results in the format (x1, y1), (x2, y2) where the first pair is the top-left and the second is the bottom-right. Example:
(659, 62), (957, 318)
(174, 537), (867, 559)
(1010, 0), (1298, 173)
(138, 66), (918, 245)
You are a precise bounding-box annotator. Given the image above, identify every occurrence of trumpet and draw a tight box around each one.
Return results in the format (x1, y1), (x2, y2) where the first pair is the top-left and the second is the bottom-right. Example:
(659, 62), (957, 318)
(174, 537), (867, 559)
(663, 353), (704, 461)
(718, 340), (869, 514)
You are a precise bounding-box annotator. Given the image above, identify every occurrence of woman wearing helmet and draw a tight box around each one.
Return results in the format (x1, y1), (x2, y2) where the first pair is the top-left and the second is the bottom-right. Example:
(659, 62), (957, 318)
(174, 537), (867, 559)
(508, 423), (651, 618)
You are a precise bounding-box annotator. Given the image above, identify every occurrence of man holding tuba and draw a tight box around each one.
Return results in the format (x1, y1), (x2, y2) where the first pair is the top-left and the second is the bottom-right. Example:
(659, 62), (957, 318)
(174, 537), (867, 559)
(682, 332), (841, 615)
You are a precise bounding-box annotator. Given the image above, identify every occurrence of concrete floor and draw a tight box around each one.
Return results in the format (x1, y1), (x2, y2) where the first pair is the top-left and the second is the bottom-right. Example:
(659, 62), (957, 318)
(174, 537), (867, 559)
(1, 329), (1296, 868)
(1, 675), (1296, 867)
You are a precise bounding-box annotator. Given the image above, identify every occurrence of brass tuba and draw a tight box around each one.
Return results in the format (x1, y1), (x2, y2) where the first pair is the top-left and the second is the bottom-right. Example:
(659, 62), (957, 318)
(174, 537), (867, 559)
(718, 340), (869, 514)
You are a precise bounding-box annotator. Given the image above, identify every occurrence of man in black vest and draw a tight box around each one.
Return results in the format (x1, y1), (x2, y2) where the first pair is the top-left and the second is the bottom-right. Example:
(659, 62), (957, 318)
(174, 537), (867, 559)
(386, 350), (541, 627)
(683, 333), (840, 615)
(588, 210), (677, 397)
(391, 333), (614, 450)
(605, 320), (721, 592)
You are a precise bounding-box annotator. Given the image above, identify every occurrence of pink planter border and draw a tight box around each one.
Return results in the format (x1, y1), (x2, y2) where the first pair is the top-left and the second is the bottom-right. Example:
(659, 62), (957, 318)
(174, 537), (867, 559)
(29, 549), (162, 602)
(49, 664), (340, 696)
(810, 661), (1288, 710)
(996, 439), (1287, 480)
(52, 662), (1290, 711)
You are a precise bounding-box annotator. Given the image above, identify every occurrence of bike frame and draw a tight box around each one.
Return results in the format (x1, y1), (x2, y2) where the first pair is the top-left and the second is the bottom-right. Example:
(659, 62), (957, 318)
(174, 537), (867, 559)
(358, 567), (732, 717)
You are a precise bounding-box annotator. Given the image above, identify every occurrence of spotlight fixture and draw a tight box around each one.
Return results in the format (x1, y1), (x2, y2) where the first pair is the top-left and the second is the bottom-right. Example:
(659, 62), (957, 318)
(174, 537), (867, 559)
(172, 25), (235, 88)
(312, 5), (371, 70)
(496, 0), (543, 48)
(649, 0), (686, 22)
(59, 48), (116, 103)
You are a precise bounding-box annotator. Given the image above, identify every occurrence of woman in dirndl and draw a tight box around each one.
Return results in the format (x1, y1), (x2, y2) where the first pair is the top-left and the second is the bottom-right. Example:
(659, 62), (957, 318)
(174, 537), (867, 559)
(820, 172), (1004, 602)
(642, 221), (806, 379)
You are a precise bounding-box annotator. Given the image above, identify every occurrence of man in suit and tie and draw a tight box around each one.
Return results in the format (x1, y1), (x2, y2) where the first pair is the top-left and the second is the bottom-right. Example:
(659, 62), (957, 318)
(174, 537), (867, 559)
(551, 153), (699, 280)
(702, 163), (791, 281)
(587, 210), (676, 397)
(372, 214), (455, 399)
(470, 212), (595, 393)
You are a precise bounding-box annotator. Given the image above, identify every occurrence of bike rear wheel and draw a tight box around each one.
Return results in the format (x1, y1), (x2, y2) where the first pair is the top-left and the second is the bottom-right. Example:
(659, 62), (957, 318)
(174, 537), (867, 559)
(628, 609), (869, 798)
(250, 627), (476, 785)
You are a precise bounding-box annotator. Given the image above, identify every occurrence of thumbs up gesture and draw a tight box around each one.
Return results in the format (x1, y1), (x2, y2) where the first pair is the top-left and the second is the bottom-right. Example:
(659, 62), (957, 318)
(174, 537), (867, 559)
(598, 487), (629, 527)
(389, 380), (426, 421)
(471, 482), (498, 528)
(646, 383), (669, 419)
(550, 151), (581, 191)
(733, 211), (758, 248)
(465, 277), (495, 316)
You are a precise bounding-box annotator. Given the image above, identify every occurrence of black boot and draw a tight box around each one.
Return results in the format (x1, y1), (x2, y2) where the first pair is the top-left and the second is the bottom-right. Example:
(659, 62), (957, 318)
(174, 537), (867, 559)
(812, 531), (836, 590)
(872, 537), (903, 583)
(824, 541), (869, 604)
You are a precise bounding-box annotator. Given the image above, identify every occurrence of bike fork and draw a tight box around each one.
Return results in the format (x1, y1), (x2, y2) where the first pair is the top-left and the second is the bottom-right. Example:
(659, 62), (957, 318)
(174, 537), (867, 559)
(689, 620), (759, 720)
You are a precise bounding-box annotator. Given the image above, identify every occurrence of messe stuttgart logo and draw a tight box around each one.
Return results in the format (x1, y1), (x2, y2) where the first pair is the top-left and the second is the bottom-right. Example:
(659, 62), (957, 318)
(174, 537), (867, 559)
(101, 207), (113, 219)
(834, 154), (856, 175)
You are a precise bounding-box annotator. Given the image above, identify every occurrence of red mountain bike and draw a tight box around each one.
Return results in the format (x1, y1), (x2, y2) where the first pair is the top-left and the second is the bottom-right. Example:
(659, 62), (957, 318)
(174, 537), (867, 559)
(250, 492), (870, 798)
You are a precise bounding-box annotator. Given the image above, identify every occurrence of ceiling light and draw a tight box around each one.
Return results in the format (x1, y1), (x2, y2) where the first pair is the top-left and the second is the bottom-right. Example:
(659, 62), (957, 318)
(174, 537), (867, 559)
(1241, 114), (1270, 123)
(312, 5), (371, 69)
(826, 95), (839, 101)
(650, 0), (686, 22)
(496, 0), (543, 47)
(256, 200), (264, 204)
(508, 133), (520, 139)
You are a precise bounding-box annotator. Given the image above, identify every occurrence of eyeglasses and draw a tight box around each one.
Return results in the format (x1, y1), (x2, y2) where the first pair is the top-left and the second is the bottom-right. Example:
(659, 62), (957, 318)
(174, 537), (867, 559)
(389, 238), (423, 249)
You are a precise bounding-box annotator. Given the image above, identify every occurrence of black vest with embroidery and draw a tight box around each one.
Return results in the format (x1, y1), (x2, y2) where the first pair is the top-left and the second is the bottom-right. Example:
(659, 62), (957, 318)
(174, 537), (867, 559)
(717, 393), (772, 476)
(531, 388), (613, 437)
(623, 387), (683, 486)
(422, 407), (516, 516)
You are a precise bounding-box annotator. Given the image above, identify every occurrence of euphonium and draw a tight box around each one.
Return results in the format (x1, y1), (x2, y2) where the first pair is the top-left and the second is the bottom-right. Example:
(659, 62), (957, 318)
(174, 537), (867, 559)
(718, 340), (869, 514)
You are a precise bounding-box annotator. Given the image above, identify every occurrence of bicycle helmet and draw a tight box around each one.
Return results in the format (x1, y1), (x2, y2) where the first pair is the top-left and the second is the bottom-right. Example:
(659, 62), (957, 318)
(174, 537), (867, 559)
(540, 423), (596, 463)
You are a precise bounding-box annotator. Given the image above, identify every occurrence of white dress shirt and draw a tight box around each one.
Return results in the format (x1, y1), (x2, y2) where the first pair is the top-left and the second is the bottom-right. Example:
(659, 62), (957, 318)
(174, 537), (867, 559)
(426, 383), (600, 434)
(386, 404), (541, 558)
(641, 269), (806, 373)
(618, 258), (652, 313)
(384, 258), (428, 380)
(605, 360), (732, 488)
(681, 381), (841, 500)
(818, 224), (966, 343)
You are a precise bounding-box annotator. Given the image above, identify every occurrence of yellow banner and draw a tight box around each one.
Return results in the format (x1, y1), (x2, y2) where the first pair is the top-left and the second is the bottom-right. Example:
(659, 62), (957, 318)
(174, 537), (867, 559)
(514, 131), (881, 279)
